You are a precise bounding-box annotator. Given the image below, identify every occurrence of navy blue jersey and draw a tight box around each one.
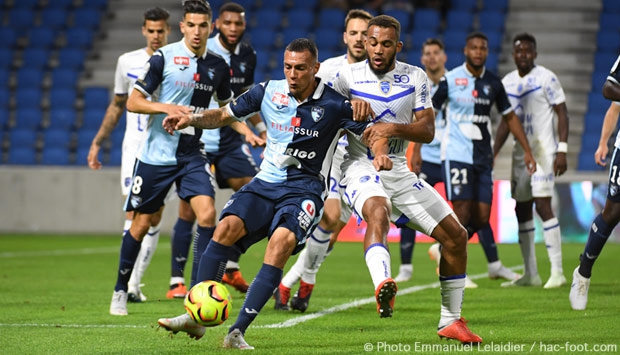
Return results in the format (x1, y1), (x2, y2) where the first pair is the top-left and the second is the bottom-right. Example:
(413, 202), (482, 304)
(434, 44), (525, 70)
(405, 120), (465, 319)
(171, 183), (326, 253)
(608, 54), (620, 85)
(133, 40), (233, 165)
(204, 34), (258, 154)
(225, 78), (370, 190)
(433, 64), (512, 165)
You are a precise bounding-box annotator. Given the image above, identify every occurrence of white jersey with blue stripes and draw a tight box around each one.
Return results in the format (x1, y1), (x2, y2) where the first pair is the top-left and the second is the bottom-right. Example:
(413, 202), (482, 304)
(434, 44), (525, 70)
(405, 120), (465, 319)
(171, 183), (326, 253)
(332, 60), (433, 168)
(502, 65), (566, 158)
(226, 78), (369, 186)
(114, 48), (150, 146)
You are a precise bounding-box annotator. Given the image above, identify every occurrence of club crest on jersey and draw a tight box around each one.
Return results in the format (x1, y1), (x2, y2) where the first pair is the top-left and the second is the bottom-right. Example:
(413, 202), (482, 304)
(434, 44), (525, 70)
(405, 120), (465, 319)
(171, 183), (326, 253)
(208, 68), (215, 80)
(174, 56), (190, 66)
(311, 106), (324, 122)
(380, 81), (391, 94)
(239, 62), (246, 73)
(223, 198), (235, 209)
(483, 85), (491, 96)
(610, 184), (619, 197)
(272, 92), (289, 109)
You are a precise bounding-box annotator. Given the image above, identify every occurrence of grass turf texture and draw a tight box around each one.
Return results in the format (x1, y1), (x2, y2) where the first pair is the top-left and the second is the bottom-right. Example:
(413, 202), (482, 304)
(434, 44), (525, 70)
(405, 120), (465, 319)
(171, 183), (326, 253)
(0, 234), (618, 354)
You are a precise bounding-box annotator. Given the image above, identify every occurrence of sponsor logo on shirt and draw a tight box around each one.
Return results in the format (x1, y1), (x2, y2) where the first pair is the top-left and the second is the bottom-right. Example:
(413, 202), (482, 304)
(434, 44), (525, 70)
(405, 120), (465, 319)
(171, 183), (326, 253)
(174, 56), (190, 66)
(455, 78), (468, 86)
(291, 117), (301, 127)
(272, 92), (289, 107)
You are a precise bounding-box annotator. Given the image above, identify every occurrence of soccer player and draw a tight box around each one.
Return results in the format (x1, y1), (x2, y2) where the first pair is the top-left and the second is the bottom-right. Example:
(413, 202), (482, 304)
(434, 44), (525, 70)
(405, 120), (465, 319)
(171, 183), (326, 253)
(87, 7), (171, 303)
(570, 54), (620, 310)
(108, 0), (251, 316)
(334, 15), (482, 343)
(494, 33), (569, 288)
(274, 8), (373, 312)
(432, 31), (536, 286)
(166, 1), (264, 298)
(157, 38), (388, 349)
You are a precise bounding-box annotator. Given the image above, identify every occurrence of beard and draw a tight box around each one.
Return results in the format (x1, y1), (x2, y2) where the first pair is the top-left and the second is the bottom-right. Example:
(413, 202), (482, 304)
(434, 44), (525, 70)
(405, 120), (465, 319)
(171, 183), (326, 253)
(220, 31), (244, 48)
(369, 55), (396, 75)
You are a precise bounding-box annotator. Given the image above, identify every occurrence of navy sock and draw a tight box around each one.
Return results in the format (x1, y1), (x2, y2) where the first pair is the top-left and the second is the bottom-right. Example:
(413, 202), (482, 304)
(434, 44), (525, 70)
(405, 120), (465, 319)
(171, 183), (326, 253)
(190, 225), (215, 287)
(229, 263), (281, 335)
(399, 227), (416, 264)
(196, 239), (229, 286)
(170, 218), (194, 278)
(579, 214), (612, 278)
(475, 223), (499, 263)
(115, 232), (142, 292)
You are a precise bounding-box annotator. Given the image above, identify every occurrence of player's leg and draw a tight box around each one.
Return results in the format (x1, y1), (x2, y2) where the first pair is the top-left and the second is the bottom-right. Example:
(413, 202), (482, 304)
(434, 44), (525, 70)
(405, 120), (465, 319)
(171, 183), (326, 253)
(168, 200), (195, 298)
(502, 200), (542, 287)
(534, 196), (566, 288)
(395, 227), (415, 282)
(189, 194), (217, 288)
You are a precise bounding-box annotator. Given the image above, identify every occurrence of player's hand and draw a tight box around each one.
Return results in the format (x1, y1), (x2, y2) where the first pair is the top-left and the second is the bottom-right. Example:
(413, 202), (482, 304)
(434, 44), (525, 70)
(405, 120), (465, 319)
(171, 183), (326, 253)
(362, 122), (390, 148)
(554, 152), (567, 176)
(524, 152), (537, 175)
(373, 154), (392, 171)
(594, 144), (609, 167)
(162, 114), (191, 135)
(350, 99), (375, 121)
(245, 132), (266, 148)
(87, 143), (102, 170)
(410, 154), (422, 174)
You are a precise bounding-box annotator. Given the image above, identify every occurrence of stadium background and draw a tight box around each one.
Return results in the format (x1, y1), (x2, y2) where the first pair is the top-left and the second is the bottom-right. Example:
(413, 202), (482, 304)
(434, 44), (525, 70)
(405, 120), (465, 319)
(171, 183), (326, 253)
(0, 0), (618, 243)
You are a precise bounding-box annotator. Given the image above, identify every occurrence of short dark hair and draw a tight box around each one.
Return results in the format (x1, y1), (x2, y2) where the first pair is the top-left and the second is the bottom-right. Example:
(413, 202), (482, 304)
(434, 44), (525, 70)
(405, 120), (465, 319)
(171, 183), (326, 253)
(143, 7), (170, 25)
(513, 32), (537, 49)
(182, 0), (212, 18)
(368, 15), (401, 40)
(422, 37), (444, 52)
(466, 31), (488, 43)
(344, 9), (373, 29)
(219, 2), (245, 15)
(285, 38), (318, 63)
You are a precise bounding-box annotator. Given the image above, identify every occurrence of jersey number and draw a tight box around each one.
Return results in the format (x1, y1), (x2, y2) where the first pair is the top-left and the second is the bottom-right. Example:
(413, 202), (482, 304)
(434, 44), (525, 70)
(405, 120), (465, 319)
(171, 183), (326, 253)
(131, 176), (143, 194)
(450, 168), (468, 185)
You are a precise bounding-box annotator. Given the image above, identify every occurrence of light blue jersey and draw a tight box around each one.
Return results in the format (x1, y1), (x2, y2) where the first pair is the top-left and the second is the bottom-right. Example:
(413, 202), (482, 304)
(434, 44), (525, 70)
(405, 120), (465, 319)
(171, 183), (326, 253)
(420, 80), (445, 164)
(134, 40), (233, 165)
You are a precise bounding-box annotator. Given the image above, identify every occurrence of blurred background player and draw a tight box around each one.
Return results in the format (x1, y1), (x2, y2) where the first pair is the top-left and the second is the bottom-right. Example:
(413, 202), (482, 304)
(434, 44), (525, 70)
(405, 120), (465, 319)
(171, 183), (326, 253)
(432, 32), (536, 287)
(494, 33), (569, 288)
(570, 54), (620, 310)
(166, 1), (265, 298)
(274, 9), (373, 312)
(398, 37), (447, 283)
(87, 7), (171, 303)
(334, 15), (482, 342)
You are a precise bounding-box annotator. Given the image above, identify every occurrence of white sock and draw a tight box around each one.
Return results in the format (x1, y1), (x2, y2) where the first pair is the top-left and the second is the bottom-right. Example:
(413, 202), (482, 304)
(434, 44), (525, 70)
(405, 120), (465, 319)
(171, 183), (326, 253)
(226, 260), (240, 270)
(364, 244), (391, 289)
(123, 219), (132, 235)
(300, 226), (332, 284)
(128, 223), (161, 291)
(170, 276), (185, 286)
(518, 220), (538, 276)
(487, 260), (502, 273)
(281, 248), (305, 288)
(542, 218), (563, 273)
(439, 277), (465, 329)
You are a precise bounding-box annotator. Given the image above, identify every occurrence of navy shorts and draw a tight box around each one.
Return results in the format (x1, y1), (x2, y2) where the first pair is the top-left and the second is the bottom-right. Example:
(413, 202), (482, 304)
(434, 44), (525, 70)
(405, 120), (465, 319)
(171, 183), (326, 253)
(207, 143), (259, 189)
(125, 155), (215, 214)
(419, 161), (443, 186)
(442, 160), (493, 204)
(221, 177), (324, 254)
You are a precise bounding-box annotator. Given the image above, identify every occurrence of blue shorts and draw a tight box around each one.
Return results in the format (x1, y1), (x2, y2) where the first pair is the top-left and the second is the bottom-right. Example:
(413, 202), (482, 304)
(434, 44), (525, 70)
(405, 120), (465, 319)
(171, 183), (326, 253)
(607, 147), (620, 202)
(221, 177), (324, 254)
(419, 161), (443, 186)
(207, 143), (259, 189)
(125, 155), (215, 214)
(442, 160), (493, 204)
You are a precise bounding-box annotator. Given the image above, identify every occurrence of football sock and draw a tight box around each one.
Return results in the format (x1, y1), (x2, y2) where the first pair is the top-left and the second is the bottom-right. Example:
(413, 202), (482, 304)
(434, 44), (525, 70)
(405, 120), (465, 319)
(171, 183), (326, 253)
(227, 246), (242, 269)
(229, 263), (282, 335)
(280, 248), (304, 288)
(438, 275), (465, 329)
(399, 227), (416, 264)
(128, 223), (161, 291)
(579, 214), (612, 278)
(475, 223), (499, 263)
(364, 243), (391, 289)
(542, 218), (563, 273)
(170, 218), (194, 283)
(225, 260), (240, 271)
(518, 220), (538, 276)
(114, 231), (142, 292)
(197, 239), (229, 284)
(190, 225), (215, 287)
(122, 219), (132, 235)
(300, 226), (331, 284)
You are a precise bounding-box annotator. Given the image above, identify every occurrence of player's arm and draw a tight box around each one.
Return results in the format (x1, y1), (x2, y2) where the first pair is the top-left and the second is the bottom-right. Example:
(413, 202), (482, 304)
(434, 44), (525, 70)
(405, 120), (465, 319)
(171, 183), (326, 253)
(247, 114), (267, 140)
(502, 110), (536, 174)
(87, 94), (126, 170)
(493, 119), (510, 160)
(370, 137), (392, 172)
(230, 120), (265, 147)
(163, 106), (237, 134)
(553, 102), (569, 176)
(594, 102), (620, 166)
(410, 142), (422, 174)
(126, 88), (193, 118)
(603, 79), (620, 102)
(362, 107), (435, 148)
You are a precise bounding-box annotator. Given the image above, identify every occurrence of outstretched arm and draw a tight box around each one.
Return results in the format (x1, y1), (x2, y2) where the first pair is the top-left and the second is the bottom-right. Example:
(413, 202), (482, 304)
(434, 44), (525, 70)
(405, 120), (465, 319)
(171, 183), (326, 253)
(162, 107), (237, 134)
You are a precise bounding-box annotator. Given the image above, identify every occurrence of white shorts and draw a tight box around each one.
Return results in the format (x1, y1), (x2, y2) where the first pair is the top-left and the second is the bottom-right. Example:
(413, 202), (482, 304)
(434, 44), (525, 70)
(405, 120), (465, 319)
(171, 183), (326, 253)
(511, 152), (555, 202)
(340, 160), (453, 236)
(327, 145), (353, 223)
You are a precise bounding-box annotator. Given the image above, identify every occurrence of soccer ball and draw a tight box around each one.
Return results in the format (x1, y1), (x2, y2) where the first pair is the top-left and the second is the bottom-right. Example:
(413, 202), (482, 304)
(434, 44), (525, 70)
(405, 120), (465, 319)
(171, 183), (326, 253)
(184, 280), (232, 327)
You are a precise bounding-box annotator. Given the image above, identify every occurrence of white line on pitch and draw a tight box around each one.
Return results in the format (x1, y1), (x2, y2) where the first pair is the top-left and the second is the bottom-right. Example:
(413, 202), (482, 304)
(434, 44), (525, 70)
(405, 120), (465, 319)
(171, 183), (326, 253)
(0, 245), (171, 258)
(0, 323), (149, 329)
(255, 266), (523, 329)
